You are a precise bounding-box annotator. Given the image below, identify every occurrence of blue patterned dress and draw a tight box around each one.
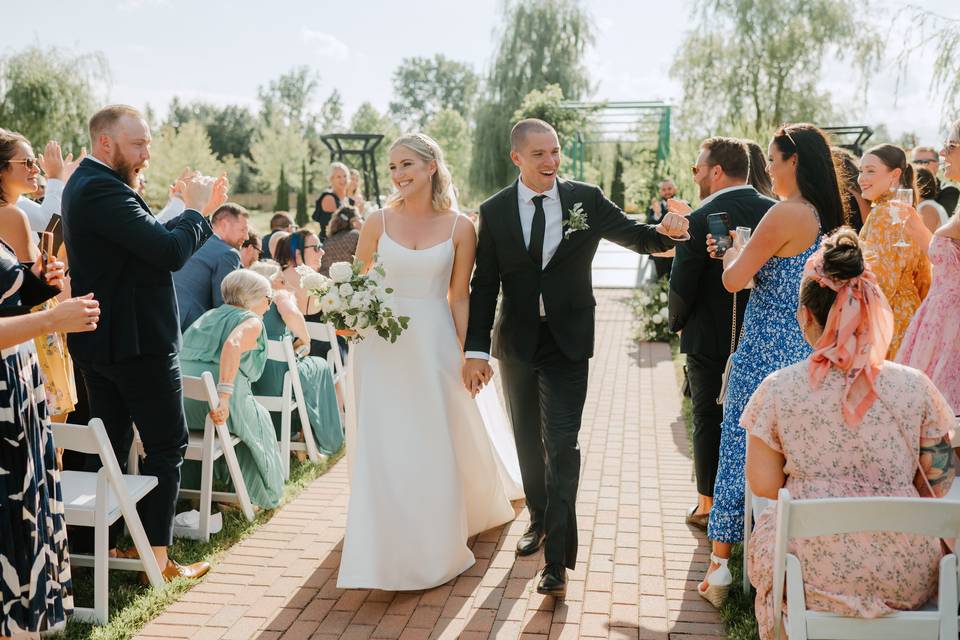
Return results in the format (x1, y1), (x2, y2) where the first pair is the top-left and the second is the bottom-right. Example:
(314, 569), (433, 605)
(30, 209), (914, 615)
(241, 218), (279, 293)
(707, 239), (820, 543)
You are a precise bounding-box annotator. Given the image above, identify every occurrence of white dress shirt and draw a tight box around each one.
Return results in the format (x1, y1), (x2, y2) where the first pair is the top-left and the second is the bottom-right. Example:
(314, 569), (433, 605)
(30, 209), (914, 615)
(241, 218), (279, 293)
(16, 178), (65, 244)
(466, 177), (563, 361)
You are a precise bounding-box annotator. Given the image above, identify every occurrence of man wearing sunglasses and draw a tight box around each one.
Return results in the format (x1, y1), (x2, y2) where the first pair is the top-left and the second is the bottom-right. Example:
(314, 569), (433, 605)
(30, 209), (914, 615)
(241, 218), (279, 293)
(912, 145), (959, 216)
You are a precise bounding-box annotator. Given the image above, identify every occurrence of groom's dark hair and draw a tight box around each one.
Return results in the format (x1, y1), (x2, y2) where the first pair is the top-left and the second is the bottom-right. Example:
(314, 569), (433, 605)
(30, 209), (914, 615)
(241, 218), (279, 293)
(511, 119), (558, 151)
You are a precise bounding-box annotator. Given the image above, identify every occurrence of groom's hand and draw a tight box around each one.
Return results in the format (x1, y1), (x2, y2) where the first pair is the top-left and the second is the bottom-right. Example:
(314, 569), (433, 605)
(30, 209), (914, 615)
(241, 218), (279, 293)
(655, 211), (690, 239)
(462, 358), (493, 398)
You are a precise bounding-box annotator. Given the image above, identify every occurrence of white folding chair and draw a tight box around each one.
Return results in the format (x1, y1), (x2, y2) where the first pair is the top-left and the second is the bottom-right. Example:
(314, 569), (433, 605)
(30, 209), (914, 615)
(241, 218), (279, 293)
(772, 488), (960, 640)
(305, 320), (345, 385)
(53, 419), (165, 624)
(253, 335), (321, 480)
(743, 436), (773, 594)
(177, 371), (255, 539)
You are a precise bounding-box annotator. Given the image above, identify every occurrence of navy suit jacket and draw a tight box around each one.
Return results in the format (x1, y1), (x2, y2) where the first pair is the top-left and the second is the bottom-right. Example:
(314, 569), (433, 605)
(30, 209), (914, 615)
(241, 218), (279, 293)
(173, 235), (240, 332)
(62, 158), (213, 364)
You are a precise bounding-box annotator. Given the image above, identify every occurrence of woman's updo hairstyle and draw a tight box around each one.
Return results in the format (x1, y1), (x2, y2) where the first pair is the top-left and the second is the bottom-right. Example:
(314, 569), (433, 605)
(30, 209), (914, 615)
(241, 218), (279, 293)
(385, 133), (453, 212)
(799, 227), (865, 327)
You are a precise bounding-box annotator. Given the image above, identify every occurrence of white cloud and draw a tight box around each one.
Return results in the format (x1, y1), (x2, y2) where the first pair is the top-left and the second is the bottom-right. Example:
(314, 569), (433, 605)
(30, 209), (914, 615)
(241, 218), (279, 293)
(301, 29), (350, 61)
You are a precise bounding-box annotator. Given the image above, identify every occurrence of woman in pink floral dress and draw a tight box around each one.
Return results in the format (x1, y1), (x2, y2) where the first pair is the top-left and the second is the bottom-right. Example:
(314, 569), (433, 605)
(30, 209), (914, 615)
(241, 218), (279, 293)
(744, 229), (955, 640)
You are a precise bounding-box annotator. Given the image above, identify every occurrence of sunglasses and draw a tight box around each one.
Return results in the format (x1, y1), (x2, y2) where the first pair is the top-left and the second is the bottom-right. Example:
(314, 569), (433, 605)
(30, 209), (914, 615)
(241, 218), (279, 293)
(8, 157), (39, 171)
(913, 159), (936, 165)
(304, 244), (322, 251)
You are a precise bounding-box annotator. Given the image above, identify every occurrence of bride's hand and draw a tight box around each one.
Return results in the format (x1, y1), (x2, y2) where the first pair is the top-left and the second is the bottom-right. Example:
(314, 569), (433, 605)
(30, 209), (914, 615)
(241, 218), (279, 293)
(462, 358), (493, 398)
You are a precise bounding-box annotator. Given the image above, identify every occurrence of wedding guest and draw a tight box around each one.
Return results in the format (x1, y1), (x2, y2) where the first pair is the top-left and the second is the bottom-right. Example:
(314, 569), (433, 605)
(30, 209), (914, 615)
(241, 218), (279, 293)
(273, 230), (329, 357)
(0, 130), (77, 421)
(912, 144), (959, 215)
(180, 270), (285, 509)
(857, 143), (932, 358)
(347, 168), (367, 216)
(833, 147), (868, 232)
(313, 162), (353, 242)
(62, 104), (222, 581)
(916, 167), (950, 232)
(897, 193), (960, 414)
(261, 211), (294, 261)
(320, 205), (361, 277)
(240, 231), (262, 268)
(646, 179), (684, 278)
(668, 137), (775, 530)
(744, 140), (775, 199)
(173, 203), (250, 331)
(0, 245), (100, 638)
(247, 261), (344, 455)
(268, 231), (289, 262)
(699, 123), (845, 608)
(15, 140), (84, 244)
(746, 228), (955, 640)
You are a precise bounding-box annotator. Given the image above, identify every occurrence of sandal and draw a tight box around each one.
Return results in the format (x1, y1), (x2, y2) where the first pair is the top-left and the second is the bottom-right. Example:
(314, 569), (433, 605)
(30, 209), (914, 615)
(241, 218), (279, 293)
(685, 505), (710, 530)
(698, 553), (733, 609)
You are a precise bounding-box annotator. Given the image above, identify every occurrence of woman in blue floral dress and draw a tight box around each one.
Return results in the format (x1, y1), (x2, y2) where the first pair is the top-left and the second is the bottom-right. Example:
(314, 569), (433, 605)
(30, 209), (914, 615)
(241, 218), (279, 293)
(697, 124), (849, 608)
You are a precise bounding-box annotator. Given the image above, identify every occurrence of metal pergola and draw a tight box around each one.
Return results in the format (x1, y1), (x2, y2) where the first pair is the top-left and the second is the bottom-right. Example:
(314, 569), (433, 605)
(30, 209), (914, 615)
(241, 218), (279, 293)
(821, 126), (874, 157)
(320, 133), (385, 205)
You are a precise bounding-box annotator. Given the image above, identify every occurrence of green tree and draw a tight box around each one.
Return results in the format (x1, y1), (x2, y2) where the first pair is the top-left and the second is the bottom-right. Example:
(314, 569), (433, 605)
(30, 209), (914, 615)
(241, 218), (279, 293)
(165, 98), (256, 160)
(897, 9), (960, 120)
(470, 0), (594, 195)
(425, 108), (473, 201)
(389, 55), (479, 128)
(250, 115), (311, 193)
(275, 165), (290, 211)
(671, 0), (879, 135)
(513, 84), (590, 141)
(319, 89), (344, 133)
(143, 122), (222, 206)
(350, 102), (401, 195)
(610, 144), (625, 208)
(258, 66), (320, 129)
(296, 160), (309, 226)
(0, 46), (110, 153)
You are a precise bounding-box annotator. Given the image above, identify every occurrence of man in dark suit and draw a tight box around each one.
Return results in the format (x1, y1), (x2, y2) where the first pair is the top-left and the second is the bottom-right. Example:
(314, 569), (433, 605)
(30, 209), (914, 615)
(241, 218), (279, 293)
(667, 137), (775, 530)
(645, 179), (688, 279)
(173, 203), (249, 331)
(912, 146), (959, 215)
(62, 104), (221, 580)
(463, 119), (690, 597)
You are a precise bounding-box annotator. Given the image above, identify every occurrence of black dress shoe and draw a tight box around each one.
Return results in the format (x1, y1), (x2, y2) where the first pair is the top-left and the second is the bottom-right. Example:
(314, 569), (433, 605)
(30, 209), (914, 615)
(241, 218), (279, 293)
(515, 524), (545, 556)
(536, 563), (567, 598)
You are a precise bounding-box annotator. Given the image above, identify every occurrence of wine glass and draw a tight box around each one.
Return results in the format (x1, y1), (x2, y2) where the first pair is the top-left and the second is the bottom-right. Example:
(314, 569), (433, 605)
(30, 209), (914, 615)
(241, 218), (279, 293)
(891, 188), (913, 248)
(734, 227), (755, 288)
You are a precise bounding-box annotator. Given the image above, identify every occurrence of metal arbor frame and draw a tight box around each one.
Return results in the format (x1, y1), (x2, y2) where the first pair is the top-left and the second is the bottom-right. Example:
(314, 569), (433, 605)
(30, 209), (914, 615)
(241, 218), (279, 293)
(821, 126), (874, 157)
(319, 133), (385, 205)
(560, 101), (672, 182)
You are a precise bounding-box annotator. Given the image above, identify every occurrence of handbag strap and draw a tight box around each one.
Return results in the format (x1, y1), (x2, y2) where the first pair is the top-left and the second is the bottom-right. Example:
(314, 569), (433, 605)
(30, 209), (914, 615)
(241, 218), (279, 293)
(729, 291), (744, 354)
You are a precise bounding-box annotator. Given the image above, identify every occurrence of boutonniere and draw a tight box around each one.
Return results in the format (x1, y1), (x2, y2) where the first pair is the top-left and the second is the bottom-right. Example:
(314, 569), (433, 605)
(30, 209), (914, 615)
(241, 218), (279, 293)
(564, 202), (590, 239)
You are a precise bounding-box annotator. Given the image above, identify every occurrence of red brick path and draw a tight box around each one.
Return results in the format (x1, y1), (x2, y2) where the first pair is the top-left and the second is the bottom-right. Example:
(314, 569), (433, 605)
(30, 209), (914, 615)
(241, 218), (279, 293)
(135, 290), (724, 639)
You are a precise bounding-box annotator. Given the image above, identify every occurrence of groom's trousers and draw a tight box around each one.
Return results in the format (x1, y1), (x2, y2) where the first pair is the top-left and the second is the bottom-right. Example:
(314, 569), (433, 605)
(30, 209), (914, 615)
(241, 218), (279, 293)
(499, 321), (588, 570)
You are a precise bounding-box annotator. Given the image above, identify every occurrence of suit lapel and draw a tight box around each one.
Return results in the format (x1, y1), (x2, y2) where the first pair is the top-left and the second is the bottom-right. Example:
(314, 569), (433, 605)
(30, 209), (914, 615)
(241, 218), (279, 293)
(545, 178), (577, 270)
(82, 158), (153, 214)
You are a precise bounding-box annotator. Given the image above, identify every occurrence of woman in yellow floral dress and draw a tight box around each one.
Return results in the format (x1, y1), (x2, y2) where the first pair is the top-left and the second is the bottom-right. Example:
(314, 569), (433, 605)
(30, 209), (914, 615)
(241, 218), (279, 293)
(857, 144), (932, 358)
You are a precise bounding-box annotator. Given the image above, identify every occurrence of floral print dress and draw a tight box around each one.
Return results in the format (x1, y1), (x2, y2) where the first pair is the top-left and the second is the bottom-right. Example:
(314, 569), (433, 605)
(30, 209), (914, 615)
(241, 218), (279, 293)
(745, 361), (954, 640)
(859, 199), (933, 359)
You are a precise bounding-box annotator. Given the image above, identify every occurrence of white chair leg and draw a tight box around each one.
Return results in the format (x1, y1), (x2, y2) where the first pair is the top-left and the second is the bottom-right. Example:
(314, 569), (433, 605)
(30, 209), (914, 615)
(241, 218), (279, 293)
(743, 487), (752, 595)
(94, 473), (110, 624)
(291, 370), (320, 463)
(938, 555), (958, 639)
(280, 374), (292, 480)
(198, 419), (216, 542)
(215, 421), (255, 523)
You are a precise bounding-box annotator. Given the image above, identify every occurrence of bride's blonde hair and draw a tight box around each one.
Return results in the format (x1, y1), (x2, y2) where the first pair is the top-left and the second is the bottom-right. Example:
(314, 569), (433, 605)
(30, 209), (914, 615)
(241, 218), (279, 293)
(385, 133), (453, 212)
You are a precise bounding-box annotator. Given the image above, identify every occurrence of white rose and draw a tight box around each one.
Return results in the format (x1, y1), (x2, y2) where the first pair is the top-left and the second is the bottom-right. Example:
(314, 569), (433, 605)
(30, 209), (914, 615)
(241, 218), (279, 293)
(339, 283), (354, 298)
(355, 315), (370, 329)
(320, 292), (340, 312)
(652, 313), (664, 324)
(300, 272), (330, 292)
(329, 262), (353, 283)
(344, 314), (357, 328)
(659, 292), (668, 303)
(660, 306), (669, 317)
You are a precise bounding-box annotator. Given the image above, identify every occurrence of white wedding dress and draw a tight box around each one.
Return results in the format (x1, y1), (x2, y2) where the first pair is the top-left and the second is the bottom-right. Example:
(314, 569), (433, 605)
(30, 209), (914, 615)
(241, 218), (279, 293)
(338, 212), (522, 591)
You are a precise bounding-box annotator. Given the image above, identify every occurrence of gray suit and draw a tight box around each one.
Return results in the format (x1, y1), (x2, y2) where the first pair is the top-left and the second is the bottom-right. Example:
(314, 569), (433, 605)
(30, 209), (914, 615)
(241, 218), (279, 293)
(173, 234), (240, 332)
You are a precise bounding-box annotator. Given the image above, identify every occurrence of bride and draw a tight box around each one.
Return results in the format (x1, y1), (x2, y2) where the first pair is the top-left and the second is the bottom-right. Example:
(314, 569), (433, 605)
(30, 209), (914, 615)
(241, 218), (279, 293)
(337, 133), (522, 591)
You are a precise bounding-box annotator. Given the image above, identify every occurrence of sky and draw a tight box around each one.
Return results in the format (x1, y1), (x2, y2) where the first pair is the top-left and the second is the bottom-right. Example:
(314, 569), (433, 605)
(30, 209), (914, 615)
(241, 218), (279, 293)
(4, 0), (959, 146)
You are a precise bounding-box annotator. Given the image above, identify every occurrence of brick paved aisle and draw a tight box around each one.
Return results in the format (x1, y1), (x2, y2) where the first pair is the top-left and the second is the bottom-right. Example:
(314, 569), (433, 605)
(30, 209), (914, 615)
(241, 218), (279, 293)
(135, 290), (723, 640)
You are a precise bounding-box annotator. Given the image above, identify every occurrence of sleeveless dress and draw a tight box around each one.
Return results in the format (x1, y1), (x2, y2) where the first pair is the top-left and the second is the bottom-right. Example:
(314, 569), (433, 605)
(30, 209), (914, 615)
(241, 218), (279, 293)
(897, 235), (960, 414)
(707, 223), (820, 543)
(338, 212), (520, 590)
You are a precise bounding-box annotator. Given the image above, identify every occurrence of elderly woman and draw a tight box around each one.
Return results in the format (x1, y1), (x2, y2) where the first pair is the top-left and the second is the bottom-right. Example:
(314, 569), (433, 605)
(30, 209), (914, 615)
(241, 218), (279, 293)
(312, 162), (354, 242)
(320, 205), (361, 277)
(247, 261), (343, 456)
(745, 228), (955, 640)
(179, 270), (285, 510)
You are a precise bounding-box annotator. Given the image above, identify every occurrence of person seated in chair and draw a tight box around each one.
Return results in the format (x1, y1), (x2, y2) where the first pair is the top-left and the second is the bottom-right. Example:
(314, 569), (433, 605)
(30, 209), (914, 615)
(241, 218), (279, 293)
(744, 228), (955, 640)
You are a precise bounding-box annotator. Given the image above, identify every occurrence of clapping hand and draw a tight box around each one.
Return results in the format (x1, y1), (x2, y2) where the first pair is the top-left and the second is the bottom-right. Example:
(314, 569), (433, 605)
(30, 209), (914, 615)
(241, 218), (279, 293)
(176, 171), (215, 212)
(169, 166), (192, 199)
(202, 173), (229, 216)
(666, 198), (692, 215)
(655, 211), (690, 240)
(38, 141), (65, 180)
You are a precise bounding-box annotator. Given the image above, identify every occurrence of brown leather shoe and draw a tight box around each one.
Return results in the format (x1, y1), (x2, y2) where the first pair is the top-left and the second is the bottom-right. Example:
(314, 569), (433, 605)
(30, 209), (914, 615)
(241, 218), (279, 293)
(162, 559), (211, 581)
(685, 505), (710, 531)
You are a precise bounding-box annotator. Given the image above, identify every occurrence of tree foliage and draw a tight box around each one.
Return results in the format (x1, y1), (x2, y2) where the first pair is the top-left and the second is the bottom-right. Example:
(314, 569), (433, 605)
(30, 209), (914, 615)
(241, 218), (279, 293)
(0, 46), (110, 153)
(319, 89), (345, 133)
(275, 165), (290, 211)
(470, 0), (594, 195)
(258, 66), (320, 131)
(897, 8), (960, 122)
(250, 115), (311, 193)
(349, 102), (401, 196)
(164, 98), (256, 160)
(296, 160), (309, 226)
(513, 84), (590, 141)
(671, 0), (880, 135)
(143, 122), (222, 206)
(389, 55), (480, 129)
(425, 108), (472, 201)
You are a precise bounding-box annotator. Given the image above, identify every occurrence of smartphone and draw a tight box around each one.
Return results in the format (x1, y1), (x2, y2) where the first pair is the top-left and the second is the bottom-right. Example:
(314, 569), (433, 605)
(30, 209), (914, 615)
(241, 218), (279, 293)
(44, 214), (63, 255)
(38, 231), (54, 277)
(707, 212), (732, 257)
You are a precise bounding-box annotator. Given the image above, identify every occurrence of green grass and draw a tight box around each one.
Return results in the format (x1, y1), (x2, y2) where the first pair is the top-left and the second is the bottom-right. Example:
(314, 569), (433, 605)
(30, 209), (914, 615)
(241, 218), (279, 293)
(57, 449), (344, 640)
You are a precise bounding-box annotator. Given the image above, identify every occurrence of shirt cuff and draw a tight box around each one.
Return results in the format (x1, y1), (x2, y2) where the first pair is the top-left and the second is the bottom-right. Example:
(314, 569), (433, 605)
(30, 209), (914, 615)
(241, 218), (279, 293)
(464, 351), (490, 361)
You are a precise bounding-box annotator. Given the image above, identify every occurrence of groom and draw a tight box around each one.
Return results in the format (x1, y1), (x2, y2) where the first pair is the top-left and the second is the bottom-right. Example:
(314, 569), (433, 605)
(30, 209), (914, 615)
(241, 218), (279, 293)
(463, 118), (689, 597)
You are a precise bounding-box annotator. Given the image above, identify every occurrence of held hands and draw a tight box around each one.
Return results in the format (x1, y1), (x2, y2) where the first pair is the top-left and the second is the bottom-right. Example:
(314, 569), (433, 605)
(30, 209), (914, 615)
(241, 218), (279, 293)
(462, 358), (494, 398)
(655, 211), (690, 240)
(48, 293), (100, 333)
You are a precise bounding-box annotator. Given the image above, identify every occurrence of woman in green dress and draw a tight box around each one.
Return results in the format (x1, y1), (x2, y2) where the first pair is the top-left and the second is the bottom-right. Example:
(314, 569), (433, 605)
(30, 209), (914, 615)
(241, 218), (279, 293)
(247, 261), (344, 455)
(180, 269), (285, 509)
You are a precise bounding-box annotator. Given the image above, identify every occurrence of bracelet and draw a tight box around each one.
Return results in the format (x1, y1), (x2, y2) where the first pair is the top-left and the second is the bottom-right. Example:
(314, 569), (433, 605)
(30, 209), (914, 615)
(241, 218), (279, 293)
(217, 382), (235, 395)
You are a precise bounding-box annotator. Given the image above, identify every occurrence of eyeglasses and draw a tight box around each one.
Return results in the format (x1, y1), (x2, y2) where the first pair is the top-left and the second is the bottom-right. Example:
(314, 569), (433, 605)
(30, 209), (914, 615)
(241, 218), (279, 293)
(243, 243), (263, 258)
(913, 159), (936, 165)
(304, 244), (322, 252)
(8, 158), (39, 171)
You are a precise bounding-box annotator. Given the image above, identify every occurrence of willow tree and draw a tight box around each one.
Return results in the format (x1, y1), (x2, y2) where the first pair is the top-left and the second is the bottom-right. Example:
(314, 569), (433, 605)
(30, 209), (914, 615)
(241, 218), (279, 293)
(671, 0), (880, 136)
(470, 0), (594, 196)
(897, 8), (960, 122)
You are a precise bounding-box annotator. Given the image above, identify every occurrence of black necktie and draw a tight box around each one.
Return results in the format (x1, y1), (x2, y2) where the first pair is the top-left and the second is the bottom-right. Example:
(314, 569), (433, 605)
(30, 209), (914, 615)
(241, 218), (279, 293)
(529, 195), (546, 269)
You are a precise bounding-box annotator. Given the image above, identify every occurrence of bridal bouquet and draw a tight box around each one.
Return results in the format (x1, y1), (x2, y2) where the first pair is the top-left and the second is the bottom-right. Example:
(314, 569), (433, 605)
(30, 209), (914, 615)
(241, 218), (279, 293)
(297, 257), (410, 343)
